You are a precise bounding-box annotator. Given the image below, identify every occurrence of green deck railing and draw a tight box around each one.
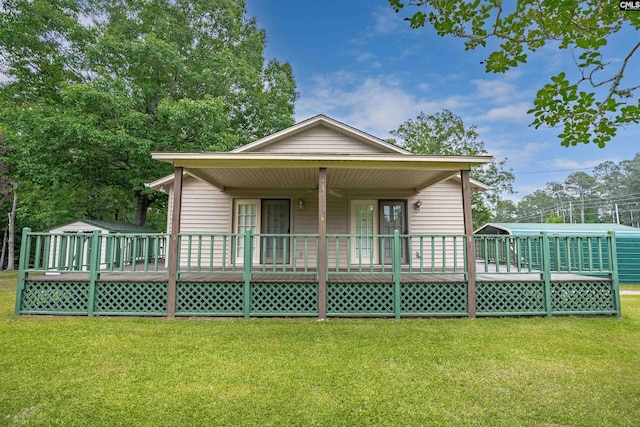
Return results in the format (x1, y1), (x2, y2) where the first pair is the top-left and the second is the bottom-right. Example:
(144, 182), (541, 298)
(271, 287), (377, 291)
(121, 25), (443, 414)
(15, 228), (621, 318)
(17, 228), (168, 275)
(176, 233), (319, 276)
(474, 233), (615, 276)
(327, 233), (466, 275)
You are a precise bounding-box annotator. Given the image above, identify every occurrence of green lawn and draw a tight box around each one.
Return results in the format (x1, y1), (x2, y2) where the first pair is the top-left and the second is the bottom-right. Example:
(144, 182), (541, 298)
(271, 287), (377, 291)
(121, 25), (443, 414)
(1, 272), (639, 427)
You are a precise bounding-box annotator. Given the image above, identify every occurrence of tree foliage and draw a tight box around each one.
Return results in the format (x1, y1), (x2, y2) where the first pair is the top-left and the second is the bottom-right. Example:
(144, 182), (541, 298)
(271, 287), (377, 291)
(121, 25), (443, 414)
(390, 110), (515, 227)
(0, 0), (297, 229)
(389, 0), (640, 148)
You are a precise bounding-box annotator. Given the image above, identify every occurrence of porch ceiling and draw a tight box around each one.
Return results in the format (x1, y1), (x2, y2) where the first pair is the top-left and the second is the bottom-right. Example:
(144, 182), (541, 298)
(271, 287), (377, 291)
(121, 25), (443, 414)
(187, 167), (456, 190)
(151, 152), (493, 191)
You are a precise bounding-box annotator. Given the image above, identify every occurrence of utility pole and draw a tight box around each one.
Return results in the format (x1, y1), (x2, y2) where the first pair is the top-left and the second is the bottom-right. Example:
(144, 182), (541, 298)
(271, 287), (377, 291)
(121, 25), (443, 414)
(569, 201), (573, 223)
(615, 203), (620, 224)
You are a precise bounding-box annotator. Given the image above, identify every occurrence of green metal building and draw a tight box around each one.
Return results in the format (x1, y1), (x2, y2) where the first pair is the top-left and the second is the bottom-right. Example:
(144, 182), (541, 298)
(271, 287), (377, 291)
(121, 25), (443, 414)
(475, 223), (640, 284)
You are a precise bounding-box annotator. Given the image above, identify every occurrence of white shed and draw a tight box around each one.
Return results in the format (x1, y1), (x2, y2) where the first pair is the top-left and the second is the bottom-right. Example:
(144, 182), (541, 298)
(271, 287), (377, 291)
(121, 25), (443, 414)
(44, 220), (161, 272)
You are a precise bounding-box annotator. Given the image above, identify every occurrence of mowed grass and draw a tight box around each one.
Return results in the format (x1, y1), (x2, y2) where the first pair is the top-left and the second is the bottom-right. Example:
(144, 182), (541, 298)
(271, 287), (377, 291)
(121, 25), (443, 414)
(1, 273), (639, 427)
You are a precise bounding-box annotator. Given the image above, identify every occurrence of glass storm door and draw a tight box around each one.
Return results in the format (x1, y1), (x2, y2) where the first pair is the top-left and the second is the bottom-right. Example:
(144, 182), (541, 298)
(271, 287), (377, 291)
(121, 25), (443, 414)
(380, 200), (407, 264)
(234, 199), (260, 263)
(350, 200), (378, 263)
(262, 200), (290, 264)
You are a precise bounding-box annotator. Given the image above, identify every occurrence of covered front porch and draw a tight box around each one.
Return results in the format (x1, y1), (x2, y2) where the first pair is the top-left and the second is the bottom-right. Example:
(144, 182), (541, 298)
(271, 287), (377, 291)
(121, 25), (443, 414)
(150, 149), (491, 318)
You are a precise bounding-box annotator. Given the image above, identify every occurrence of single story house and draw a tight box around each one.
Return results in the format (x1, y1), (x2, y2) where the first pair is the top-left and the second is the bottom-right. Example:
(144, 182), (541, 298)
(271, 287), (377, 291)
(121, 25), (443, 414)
(15, 115), (622, 318)
(147, 115), (490, 272)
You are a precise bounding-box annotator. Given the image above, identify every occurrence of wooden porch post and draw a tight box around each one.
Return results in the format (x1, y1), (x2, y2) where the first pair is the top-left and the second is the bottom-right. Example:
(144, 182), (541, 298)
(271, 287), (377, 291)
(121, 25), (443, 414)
(461, 170), (476, 319)
(318, 168), (327, 319)
(167, 166), (184, 319)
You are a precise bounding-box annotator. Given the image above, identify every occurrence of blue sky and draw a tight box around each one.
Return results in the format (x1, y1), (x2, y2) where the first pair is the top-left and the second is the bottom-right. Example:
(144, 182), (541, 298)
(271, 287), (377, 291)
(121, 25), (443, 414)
(245, 0), (640, 200)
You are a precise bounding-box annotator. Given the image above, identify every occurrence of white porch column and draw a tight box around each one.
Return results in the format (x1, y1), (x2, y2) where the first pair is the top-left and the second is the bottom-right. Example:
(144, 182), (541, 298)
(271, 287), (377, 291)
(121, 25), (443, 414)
(461, 169), (476, 319)
(167, 166), (184, 318)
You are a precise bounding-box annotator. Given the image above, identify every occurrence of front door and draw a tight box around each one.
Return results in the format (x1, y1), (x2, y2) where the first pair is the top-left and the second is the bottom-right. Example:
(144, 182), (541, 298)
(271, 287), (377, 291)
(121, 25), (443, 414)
(262, 200), (290, 264)
(350, 200), (378, 264)
(379, 200), (408, 264)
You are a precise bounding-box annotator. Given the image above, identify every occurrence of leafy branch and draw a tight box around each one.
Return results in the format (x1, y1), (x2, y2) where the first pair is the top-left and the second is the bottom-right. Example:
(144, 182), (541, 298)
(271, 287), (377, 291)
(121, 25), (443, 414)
(389, 0), (640, 147)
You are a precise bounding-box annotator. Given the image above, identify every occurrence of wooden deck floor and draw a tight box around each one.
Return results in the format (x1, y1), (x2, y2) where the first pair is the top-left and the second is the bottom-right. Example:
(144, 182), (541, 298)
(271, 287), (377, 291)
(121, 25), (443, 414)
(26, 261), (608, 283)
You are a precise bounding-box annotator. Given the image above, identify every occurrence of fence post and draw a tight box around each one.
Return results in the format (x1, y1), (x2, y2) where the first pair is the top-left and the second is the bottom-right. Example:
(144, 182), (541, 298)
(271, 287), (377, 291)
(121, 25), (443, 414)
(15, 227), (31, 315)
(608, 231), (621, 318)
(243, 229), (253, 318)
(87, 230), (101, 316)
(541, 232), (552, 317)
(393, 230), (402, 320)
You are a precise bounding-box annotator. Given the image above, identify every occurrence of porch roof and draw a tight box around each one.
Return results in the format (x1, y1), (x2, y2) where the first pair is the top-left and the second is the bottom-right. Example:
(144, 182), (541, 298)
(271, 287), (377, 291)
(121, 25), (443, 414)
(150, 152), (492, 192)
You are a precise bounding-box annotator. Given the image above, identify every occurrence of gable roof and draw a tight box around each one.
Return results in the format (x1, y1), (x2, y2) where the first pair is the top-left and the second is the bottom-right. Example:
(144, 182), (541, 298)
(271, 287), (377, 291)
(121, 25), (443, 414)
(147, 114), (493, 192)
(231, 114), (411, 154)
(46, 219), (158, 233)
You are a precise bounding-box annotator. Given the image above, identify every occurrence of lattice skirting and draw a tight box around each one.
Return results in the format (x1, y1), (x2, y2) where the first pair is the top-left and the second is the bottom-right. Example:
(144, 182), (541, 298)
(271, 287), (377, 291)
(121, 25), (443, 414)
(94, 282), (167, 316)
(176, 282), (319, 316)
(327, 282), (468, 317)
(551, 281), (615, 314)
(20, 281), (90, 315)
(477, 281), (546, 316)
(475, 280), (616, 316)
(18, 280), (617, 317)
(19, 281), (168, 316)
(328, 283), (394, 316)
(251, 282), (318, 316)
(177, 282), (244, 315)
(401, 282), (467, 316)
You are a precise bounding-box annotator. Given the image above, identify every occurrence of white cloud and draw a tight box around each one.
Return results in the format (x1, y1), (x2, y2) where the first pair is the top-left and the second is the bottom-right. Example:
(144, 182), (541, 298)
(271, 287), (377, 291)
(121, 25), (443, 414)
(297, 71), (533, 139)
(471, 78), (519, 104)
(489, 141), (550, 163)
(371, 6), (401, 35)
(551, 158), (612, 169)
(296, 73), (442, 137)
(356, 52), (375, 62)
(475, 102), (531, 123)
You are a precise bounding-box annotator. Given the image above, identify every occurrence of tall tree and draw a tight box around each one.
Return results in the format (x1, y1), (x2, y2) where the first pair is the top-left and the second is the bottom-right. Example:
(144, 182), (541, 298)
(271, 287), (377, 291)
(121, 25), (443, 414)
(593, 160), (624, 223)
(0, 134), (14, 270)
(546, 182), (567, 221)
(516, 190), (557, 223)
(389, 0), (640, 148)
(565, 171), (597, 223)
(620, 155), (640, 226)
(0, 0), (297, 227)
(493, 199), (518, 223)
(390, 110), (515, 227)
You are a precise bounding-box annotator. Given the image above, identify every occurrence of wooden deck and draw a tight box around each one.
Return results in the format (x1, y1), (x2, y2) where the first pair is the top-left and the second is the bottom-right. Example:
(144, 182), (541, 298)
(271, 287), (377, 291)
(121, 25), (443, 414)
(27, 260), (608, 283)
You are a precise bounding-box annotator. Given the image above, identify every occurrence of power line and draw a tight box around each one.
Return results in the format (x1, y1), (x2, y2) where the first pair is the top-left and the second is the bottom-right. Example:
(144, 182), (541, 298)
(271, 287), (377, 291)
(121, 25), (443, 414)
(513, 166), (597, 175)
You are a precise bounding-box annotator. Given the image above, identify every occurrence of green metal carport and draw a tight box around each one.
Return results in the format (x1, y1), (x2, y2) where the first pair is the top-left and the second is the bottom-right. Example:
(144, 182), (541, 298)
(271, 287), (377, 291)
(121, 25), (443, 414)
(475, 223), (640, 285)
